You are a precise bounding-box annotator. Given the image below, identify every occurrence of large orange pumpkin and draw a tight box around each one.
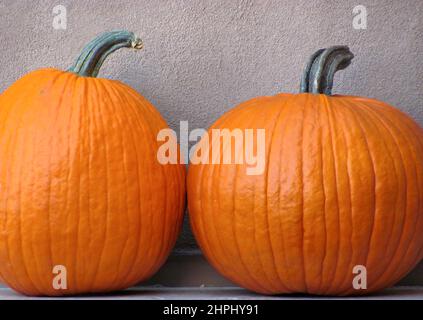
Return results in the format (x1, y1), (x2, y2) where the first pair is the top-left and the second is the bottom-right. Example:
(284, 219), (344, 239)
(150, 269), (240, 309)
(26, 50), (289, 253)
(0, 31), (186, 296)
(188, 46), (423, 295)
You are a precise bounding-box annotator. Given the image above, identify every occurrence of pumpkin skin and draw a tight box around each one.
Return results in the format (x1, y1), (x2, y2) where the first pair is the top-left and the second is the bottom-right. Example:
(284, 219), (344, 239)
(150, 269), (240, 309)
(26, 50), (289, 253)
(0, 31), (186, 296)
(187, 47), (423, 295)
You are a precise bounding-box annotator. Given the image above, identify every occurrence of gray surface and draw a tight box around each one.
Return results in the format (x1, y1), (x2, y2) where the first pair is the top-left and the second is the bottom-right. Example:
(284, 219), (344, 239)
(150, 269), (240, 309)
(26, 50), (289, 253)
(0, 0), (422, 284)
(1, 286), (423, 300)
(145, 252), (423, 287)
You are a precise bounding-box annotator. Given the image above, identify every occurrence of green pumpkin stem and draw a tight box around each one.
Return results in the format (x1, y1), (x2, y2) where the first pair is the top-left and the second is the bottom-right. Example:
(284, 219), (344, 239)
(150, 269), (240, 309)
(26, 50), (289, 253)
(68, 30), (143, 78)
(300, 46), (354, 95)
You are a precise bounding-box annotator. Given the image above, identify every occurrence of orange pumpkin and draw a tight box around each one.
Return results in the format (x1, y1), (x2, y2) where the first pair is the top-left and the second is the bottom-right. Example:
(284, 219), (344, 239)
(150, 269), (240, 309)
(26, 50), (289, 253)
(188, 46), (423, 295)
(0, 31), (186, 296)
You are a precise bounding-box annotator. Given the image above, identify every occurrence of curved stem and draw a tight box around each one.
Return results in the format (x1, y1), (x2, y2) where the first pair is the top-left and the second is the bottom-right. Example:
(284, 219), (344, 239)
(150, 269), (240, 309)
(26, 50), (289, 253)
(300, 46), (354, 95)
(68, 30), (143, 78)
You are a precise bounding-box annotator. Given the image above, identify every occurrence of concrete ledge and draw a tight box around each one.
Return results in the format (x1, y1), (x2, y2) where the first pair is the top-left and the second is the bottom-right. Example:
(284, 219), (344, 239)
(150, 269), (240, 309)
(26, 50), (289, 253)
(1, 253), (422, 290)
(1, 286), (423, 300)
(146, 253), (423, 287)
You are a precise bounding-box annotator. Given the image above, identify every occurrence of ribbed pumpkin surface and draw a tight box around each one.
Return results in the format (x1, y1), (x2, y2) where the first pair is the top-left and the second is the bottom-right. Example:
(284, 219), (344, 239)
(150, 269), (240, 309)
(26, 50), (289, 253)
(188, 93), (423, 295)
(0, 69), (186, 296)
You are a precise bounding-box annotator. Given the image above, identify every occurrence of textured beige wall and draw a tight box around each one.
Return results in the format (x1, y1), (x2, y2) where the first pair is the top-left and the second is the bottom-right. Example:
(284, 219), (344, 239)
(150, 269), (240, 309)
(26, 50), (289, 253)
(0, 0), (422, 286)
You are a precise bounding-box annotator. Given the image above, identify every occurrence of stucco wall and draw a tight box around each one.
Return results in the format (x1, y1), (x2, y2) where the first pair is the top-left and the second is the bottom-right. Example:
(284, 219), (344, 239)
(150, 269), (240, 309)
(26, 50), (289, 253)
(0, 0), (422, 286)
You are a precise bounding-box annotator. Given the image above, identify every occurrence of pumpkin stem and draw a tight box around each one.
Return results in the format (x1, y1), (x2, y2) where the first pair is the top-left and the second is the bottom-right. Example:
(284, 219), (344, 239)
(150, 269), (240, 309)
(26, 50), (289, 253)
(300, 46), (354, 95)
(68, 30), (143, 78)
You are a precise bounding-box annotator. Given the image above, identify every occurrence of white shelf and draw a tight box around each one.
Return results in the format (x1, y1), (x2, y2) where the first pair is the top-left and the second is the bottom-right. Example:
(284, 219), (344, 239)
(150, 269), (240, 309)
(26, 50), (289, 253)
(1, 286), (423, 300)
